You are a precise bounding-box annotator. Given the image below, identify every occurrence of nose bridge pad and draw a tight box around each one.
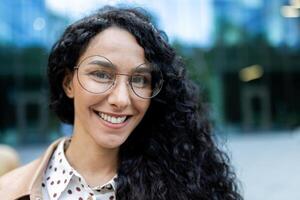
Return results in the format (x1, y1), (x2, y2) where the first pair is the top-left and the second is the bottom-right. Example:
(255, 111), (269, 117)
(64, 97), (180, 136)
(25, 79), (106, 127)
(112, 74), (131, 97)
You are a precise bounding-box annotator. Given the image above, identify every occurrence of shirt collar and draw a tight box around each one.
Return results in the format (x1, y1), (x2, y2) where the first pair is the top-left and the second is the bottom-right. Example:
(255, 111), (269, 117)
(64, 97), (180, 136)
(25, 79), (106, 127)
(44, 138), (75, 199)
(44, 138), (117, 199)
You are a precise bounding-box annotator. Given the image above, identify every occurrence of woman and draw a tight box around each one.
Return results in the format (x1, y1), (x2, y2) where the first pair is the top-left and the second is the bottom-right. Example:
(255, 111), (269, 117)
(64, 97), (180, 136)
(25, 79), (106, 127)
(0, 6), (242, 200)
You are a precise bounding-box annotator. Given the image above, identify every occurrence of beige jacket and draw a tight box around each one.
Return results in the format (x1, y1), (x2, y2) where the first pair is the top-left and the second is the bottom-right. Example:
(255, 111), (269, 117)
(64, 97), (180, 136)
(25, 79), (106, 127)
(0, 138), (63, 200)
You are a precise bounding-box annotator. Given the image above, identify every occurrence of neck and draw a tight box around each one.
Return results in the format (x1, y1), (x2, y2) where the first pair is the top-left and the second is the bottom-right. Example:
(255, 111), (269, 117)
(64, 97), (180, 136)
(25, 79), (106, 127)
(65, 130), (119, 187)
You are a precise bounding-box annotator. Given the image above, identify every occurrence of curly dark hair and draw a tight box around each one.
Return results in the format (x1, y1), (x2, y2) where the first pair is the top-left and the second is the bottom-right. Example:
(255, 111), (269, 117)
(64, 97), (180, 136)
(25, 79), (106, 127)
(47, 6), (242, 200)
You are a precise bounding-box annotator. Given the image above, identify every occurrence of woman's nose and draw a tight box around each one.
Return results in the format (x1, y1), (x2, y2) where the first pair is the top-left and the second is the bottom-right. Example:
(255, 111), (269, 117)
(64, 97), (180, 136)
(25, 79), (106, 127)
(107, 77), (131, 110)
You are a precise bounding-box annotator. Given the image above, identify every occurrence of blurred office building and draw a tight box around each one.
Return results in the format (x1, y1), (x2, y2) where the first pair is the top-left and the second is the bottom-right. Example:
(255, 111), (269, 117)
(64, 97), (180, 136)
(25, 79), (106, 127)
(209, 0), (300, 132)
(0, 0), (299, 145)
(0, 0), (68, 144)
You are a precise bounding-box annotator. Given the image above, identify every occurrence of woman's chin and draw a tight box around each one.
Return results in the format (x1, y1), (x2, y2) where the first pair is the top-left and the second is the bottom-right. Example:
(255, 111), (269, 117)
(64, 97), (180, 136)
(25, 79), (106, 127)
(94, 135), (126, 150)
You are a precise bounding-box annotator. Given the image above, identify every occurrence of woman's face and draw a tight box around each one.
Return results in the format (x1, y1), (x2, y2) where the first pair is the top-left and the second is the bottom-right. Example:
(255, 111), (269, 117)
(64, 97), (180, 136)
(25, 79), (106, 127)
(63, 27), (150, 150)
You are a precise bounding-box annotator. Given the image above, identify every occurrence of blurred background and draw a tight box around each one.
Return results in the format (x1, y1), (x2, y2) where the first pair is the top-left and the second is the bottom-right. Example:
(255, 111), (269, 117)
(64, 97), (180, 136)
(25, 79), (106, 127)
(0, 0), (299, 199)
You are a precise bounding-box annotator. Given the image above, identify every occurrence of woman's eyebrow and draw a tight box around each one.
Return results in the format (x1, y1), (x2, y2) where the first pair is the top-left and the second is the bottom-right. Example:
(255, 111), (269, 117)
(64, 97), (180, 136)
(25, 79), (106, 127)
(88, 59), (116, 69)
(133, 65), (151, 73)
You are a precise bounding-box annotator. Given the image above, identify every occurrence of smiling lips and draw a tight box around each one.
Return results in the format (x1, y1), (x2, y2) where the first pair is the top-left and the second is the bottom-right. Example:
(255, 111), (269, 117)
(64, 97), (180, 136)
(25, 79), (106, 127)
(94, 111), (129, 124)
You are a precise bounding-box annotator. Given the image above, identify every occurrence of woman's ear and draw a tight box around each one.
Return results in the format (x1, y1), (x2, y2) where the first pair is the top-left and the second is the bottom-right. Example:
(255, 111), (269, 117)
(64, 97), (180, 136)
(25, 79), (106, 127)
(62, 72), (74, 98)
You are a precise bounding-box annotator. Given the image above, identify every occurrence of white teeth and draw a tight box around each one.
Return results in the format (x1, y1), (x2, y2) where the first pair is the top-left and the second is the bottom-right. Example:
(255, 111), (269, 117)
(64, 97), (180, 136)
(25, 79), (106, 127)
(98, 112), (127, 124)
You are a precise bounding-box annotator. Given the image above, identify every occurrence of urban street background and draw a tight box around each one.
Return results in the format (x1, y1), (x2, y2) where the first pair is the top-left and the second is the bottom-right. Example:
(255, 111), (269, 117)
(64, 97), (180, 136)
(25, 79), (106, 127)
(1, 0), (299, 199)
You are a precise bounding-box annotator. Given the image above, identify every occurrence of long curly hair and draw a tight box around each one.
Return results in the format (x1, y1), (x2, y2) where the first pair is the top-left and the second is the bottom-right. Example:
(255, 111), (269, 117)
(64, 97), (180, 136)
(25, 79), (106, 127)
(47, 6), (242, 200)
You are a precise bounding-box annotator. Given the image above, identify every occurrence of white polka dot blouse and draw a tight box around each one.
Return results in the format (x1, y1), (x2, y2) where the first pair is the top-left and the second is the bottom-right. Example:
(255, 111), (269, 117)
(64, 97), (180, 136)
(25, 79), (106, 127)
(41, 138), (117, 200)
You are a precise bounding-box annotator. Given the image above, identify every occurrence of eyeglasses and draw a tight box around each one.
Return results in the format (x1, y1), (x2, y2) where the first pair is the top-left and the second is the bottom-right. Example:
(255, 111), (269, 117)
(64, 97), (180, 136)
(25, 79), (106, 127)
(74, 55), (164, 99)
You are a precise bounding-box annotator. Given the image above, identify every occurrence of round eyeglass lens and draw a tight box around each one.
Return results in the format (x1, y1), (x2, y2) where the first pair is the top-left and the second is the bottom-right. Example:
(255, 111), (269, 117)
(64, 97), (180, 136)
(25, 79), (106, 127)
(131, 63), (163, 99)
(76, 55), (115, 94)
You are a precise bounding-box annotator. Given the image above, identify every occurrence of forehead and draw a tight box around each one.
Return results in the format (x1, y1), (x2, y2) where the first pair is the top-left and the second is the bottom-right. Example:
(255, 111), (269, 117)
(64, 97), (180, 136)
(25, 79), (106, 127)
(78, 26), (146, 70)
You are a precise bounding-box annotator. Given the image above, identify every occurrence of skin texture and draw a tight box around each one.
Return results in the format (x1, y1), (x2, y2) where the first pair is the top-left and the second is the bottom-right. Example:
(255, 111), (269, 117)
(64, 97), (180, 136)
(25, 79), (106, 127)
(62, 27), (150, 186)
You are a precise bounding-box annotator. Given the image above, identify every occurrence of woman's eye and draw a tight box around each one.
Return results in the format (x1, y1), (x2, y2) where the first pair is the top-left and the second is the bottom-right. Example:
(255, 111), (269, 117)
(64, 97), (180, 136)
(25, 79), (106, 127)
(132, 75), (150, 88)
(90, 71), (113, 82)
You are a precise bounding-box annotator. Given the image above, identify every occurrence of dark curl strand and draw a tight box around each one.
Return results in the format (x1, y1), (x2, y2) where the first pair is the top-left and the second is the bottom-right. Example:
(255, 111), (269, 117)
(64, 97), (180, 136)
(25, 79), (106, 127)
(47, 6), (242, 200)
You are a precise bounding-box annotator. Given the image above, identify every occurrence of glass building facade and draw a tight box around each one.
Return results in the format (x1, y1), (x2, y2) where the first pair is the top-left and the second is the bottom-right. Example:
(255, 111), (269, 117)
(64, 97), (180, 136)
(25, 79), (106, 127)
(209, 0), (300, 132)
(0, 0), (68, 144)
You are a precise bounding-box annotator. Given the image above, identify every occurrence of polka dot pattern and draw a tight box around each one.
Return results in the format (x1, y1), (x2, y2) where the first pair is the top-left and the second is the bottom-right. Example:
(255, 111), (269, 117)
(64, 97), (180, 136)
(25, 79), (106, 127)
(41, 138), (117, 200)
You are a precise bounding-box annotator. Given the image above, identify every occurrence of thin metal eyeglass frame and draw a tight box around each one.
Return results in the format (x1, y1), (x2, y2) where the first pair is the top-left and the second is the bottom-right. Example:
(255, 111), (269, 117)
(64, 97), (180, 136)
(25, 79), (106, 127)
(73, 63), (164, 99)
